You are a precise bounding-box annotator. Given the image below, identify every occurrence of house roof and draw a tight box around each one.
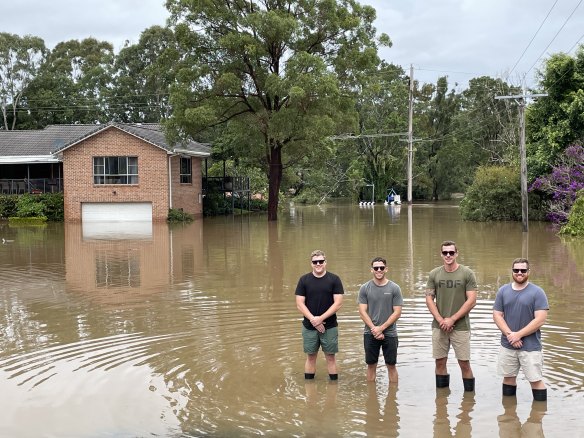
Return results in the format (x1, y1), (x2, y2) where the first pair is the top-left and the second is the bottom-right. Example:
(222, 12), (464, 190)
(0, 123), (211, 164)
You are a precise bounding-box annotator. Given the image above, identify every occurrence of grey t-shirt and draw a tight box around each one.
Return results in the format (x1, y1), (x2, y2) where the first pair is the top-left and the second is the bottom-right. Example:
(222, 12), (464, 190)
(358, 280), (403, 337)
(493, 282), (549, 351)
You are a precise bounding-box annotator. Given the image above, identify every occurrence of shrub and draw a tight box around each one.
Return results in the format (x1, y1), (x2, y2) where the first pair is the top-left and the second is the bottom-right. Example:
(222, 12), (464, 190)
(37, 193), (64, 221)
(0, 195), (18, 219)
(529, 144), (584, 225)
(460, 166), (522, 221)
(167, 208), (194, 222)
(560, 190), (584, 236)
(203, 193), (232, 216)
(15, 194), (46, 219)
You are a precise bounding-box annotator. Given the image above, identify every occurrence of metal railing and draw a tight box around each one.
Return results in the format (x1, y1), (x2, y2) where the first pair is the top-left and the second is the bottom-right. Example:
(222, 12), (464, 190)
(0, 178), (63, 195)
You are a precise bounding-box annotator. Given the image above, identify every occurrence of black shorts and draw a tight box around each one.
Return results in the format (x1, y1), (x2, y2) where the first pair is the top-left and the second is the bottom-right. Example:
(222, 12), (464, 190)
(364, 334), (398, 365)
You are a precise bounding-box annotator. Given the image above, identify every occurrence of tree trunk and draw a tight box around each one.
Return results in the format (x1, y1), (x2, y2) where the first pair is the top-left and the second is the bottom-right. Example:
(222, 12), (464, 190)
(267, 145), (283, 221)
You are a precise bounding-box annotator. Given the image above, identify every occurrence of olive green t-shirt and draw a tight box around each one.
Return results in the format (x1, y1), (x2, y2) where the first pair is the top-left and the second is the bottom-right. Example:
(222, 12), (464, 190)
(426, 265), (477, 331)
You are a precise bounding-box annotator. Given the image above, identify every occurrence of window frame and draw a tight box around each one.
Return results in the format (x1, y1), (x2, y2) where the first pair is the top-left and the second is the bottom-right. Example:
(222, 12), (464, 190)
(93, 156), (139, 185)
(180, 157), (192, 184)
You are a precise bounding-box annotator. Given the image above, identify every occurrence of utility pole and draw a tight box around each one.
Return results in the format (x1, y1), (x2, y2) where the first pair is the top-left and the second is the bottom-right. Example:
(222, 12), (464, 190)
(495, 88), (547, 232)
(407, 64), (414, 203)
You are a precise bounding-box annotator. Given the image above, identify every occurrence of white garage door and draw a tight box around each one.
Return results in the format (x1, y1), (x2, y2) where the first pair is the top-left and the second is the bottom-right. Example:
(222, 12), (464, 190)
(82, 202), (152, 222)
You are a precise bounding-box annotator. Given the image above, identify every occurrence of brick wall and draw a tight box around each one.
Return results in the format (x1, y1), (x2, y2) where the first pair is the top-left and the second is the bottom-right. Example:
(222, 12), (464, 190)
(63, 127), (170, 221)
(169, 155), (203, 217)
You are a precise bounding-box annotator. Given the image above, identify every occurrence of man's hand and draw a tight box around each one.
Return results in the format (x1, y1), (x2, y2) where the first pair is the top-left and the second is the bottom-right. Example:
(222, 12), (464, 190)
(440, 317), (455, 332)
(371, 326), (385, 340)
(310, 316), (324, 328)
(315, 323), (326, 333)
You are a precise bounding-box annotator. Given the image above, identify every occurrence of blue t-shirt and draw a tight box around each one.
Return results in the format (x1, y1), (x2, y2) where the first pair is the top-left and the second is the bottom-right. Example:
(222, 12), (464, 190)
(493, 282), (549, 351)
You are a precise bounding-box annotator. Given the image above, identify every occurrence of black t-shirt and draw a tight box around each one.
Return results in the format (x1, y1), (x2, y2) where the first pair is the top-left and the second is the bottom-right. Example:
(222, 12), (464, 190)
(295, 272), (344, 330)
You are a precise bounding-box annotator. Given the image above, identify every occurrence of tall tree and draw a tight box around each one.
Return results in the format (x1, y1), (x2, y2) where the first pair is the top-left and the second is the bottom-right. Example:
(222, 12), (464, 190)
(20, 38), (114, 127)
(354, 63), (409, 200)
(527, 46), (584, 176)
(0, 32), (46, 130)
(165, 0), (387, 220)
(110, 26), (179, 122)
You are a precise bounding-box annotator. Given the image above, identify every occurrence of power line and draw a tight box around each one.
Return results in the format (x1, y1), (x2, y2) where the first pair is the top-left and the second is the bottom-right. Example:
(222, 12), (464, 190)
(507, 0), (559, 78)
(525, 0), (584, 76)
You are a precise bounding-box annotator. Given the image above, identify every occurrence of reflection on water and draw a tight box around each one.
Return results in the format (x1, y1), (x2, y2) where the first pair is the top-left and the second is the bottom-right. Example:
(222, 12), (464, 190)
(0, 204), (583, 436)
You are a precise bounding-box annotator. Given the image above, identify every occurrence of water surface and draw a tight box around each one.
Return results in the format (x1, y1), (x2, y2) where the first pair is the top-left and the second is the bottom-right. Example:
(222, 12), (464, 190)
(0, 203), (583, 437)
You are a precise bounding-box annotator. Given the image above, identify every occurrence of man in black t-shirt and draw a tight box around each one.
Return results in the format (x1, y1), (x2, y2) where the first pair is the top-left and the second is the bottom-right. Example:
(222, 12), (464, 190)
(295, 250), (344, 380)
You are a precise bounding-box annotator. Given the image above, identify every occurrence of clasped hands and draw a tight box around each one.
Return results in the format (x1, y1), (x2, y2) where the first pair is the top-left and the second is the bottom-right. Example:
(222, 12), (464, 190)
(506, 331), (523, 349)
(310, 316), (326, 333)
(439, 317), (455, 332)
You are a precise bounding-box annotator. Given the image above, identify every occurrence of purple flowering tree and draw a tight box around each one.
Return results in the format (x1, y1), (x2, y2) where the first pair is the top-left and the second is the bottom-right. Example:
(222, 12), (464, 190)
(529, 144), (584, 224)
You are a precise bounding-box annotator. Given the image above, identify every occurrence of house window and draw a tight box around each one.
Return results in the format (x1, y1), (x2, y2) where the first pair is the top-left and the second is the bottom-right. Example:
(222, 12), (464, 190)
(180, 157), (192, 184)
(93, 156), (138, 185)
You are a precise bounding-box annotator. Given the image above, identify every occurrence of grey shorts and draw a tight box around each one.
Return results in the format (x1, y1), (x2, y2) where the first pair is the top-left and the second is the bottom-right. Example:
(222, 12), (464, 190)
(497, 346), (544, 382)
(432, 328), (471, 361)
(302, 325), (338, 354)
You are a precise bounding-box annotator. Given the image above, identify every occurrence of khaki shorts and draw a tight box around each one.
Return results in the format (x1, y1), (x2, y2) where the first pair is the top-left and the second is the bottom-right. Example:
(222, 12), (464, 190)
(302, 326), (338, 354)
(497, 346), (544, 382)
(432, 328), (471, 361)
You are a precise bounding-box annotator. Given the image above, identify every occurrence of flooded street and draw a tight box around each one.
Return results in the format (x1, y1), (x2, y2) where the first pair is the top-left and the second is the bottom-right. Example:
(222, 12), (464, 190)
(0, 202), (583, 437)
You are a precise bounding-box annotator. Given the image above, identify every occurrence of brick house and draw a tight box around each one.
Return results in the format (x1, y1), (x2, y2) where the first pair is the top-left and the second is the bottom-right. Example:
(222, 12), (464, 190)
(0, 123), (211, 221)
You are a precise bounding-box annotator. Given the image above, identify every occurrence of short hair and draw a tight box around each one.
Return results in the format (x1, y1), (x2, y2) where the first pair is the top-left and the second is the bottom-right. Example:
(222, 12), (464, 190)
(371, 256), (387, 266)
(310, 250), (326, 259)
(512, 258), (529, 269)
(441, 240), (457, 252)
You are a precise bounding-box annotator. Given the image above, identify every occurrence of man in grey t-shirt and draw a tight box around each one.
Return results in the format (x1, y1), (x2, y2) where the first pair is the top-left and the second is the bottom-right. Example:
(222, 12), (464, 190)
(493, 258), (549, 402)
(358, 257), (403, 382)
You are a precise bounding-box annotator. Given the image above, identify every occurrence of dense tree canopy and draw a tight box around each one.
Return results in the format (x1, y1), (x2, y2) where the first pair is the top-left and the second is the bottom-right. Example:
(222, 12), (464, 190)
(0, 32), (46, 130)
(164, 0), (389, 220)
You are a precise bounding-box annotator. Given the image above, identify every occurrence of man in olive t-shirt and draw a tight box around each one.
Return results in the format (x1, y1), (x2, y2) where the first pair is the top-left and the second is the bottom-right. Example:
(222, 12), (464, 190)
(425, 240), (477, 391)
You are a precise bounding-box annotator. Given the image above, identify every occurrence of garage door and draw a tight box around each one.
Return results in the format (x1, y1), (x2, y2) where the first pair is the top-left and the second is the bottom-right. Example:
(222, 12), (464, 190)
(82, 202), (152, 222)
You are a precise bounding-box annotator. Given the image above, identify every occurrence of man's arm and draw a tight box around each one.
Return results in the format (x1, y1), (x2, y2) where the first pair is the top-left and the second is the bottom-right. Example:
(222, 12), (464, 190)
(313, 294), (343, 325)
(296, 295), (325, 333)
(507, 309), (548, 345)
(425, 289), (445, 327)
(493, 309), (522, 348)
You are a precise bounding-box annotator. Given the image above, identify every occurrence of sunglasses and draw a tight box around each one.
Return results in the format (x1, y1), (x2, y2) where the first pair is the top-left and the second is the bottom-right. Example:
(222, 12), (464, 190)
(441, 251), (456, 256)
(311, 259), (326, 265)
(372, 266), (386, 271)
(512, 268), (528, 274)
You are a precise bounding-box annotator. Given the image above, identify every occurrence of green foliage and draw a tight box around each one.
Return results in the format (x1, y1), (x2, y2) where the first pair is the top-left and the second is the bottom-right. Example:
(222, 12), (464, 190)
(0, 32), (47, 129)
(15, 194), (46, 219)
(165, 0), (384, 220)
(8, 217), (47, 225)
(167, 208), (194, 222)
(560, 190), (584, 236)
(460, 166), (522, 221)
(36, 193), (64, 221)
(0, 194), (63, 220)
(526, 47), (584, 176)
(18, 37), (114, 128)
(0, 195), (18, 219)
(203, 193), (232, 216)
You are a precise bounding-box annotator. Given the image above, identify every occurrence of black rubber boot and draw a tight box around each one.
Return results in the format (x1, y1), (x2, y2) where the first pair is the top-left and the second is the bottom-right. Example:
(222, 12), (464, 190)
(532, 388), (547, 401)
(463, 377), (475, 392)
(502, 384), (517, 396)
(436, 374), (450, 388)
(304, 373), (315, 379)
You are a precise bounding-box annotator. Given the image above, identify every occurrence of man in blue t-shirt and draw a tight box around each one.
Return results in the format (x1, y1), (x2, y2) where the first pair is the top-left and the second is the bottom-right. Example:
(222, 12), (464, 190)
(295, 250), (344, 380)
(493, 258), (549, 401)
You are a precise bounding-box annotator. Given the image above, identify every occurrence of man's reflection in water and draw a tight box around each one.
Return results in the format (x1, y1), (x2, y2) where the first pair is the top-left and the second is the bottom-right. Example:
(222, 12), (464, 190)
(433, 387), (476, 437)
(303, 380), (339, 436)
(498, 397), (546, 438)
(365, 382), (399, 437)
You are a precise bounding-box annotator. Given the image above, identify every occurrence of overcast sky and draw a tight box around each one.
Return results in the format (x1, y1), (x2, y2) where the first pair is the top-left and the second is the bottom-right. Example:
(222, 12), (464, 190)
(2, 0), (583, 89)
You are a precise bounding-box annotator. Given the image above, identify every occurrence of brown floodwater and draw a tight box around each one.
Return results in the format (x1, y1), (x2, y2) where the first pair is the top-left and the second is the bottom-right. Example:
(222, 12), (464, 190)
(0, 202), (583, 437)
